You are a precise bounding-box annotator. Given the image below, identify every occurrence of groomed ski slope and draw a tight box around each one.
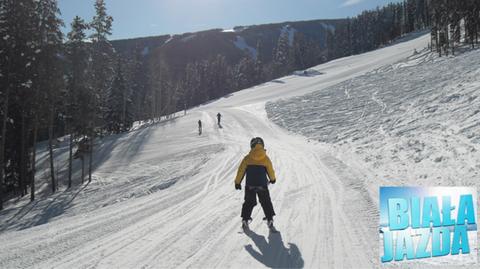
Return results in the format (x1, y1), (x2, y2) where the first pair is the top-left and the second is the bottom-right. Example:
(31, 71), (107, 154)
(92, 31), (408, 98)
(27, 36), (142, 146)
(0, 33), (430, 268)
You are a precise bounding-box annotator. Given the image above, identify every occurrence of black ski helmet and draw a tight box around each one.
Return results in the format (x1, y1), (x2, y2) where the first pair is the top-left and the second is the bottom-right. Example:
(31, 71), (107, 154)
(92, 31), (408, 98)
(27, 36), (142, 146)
(250, 137), (264, 149)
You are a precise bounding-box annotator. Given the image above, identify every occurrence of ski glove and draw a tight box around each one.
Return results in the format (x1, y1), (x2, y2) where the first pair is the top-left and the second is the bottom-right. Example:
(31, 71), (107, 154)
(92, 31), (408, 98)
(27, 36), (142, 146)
(235, 184), (242, 190)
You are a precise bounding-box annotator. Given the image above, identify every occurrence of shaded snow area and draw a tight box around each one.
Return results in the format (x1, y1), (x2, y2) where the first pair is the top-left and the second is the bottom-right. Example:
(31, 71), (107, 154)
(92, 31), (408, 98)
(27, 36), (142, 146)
(0, 116), (223, 233)
(267, 48), (480, 189)
(234, 36), (257, 59)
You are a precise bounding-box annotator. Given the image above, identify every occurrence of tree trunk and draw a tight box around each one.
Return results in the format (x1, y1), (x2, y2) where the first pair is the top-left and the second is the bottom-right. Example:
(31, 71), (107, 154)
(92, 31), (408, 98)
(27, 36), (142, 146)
(471, 20), (475, 48)
(152, 89), (156, 122)
(122, 90), (126, 131)
(81, 134), (85, 184)
(48, 105), (56, 193)
(444, 24), (450, 57)
(68, 132), (73, 188)
(31, 115), (38, 202)
(475, 24), (478, 45)
(437, 28), (442, 57)
(450, 24), (455, 56)
(88, 128), (93, 183)
(430, 30), (435, 52)
(81, 157), (85, 184)
(0, 88), (10, 210)
(20, 113), (27, 197)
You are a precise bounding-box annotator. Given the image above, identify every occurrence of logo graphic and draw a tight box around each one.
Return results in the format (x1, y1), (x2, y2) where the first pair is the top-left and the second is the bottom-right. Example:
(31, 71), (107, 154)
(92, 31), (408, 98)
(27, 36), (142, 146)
(379, 187), (477, 265)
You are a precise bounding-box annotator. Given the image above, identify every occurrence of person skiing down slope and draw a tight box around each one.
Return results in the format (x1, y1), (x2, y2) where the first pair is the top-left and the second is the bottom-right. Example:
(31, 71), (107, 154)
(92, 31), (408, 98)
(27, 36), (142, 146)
(217, 113), (222, 127)
(198, 120), (202, 135)
(235, 137), (277, 231)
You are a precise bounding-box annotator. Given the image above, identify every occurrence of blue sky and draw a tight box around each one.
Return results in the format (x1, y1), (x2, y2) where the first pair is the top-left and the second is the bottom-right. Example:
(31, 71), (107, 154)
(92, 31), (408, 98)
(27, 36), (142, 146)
(58, 0), (401, 40)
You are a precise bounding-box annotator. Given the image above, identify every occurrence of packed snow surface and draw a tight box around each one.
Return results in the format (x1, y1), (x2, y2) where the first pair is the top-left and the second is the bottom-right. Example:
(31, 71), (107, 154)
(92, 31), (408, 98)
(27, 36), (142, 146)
(2, 32), (475, 268)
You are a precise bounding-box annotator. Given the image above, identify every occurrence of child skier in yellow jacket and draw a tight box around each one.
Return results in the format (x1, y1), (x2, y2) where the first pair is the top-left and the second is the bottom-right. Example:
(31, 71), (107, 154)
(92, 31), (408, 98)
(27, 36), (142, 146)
(235, 137), (277, 229)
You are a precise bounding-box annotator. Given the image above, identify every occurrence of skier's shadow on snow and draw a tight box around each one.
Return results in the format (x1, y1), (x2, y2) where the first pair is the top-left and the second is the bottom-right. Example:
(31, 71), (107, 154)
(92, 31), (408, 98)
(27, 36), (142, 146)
(244, 230), (304, 268)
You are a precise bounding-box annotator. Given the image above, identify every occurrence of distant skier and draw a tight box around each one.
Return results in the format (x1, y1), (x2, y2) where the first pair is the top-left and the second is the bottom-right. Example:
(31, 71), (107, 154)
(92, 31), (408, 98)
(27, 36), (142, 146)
(235, 137), (277, 231)
(198, 120), (202, 135)
(217, 112), (222, 127)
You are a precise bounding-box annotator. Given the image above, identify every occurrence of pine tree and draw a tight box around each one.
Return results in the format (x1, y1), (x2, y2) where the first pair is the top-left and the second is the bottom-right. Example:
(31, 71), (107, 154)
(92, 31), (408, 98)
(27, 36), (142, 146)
(208, 55), (229, 99)
(106, 60), (133, 133)
(253, 40), (264, 84)
(448, 0), (460, 55)
(89, 0), (114, 182)
(1, 0), (40, 201)
(405, 0), (416, 33)
(35, 0), (64, 195)
(0, 0), (8, 210)
(465, 0), (478, 48)
(130, 44), (149, 122)
(273, 30), (293, 78)
(185, 62), (201, 107)
(293, 33), (308, 70)
(234, 56), (256, 90)
(66, 15), (90, 187)
(90, 0), (113, 42)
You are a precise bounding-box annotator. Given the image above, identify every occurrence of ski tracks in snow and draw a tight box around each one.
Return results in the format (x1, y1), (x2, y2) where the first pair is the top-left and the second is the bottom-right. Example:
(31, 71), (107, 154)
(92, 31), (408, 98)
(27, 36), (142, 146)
(187, 106), (377, 268)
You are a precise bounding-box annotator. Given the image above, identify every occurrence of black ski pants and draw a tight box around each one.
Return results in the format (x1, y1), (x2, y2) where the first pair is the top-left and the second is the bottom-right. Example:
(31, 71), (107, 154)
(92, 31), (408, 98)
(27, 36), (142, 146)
(241, 186), (275, 221)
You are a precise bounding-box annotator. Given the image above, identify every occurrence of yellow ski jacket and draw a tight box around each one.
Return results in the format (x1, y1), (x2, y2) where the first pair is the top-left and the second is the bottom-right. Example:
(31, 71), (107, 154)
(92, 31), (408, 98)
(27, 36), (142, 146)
(234, 144), (276, 186)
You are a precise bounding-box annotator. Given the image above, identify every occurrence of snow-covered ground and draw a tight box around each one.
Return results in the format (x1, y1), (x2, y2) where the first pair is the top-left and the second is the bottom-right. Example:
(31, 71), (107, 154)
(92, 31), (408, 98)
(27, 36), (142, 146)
(267, 44), (480, 210)
(2, 32), (477, 268)
(266, 45), (480, 267)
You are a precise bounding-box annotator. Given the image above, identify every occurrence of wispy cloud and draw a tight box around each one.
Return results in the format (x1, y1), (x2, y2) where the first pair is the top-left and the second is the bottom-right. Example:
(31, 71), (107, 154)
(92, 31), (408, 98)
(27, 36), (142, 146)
(342, 0), (364, 7)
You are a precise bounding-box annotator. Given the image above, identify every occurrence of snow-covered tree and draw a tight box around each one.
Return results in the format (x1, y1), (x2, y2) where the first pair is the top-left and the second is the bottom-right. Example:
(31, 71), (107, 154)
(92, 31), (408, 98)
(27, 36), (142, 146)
(233, 56), (256, 90)
(273, 30), (293, 77)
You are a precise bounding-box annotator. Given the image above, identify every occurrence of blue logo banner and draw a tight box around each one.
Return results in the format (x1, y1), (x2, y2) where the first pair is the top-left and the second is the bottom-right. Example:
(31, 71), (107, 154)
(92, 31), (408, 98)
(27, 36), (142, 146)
(379, 187), (477, 265)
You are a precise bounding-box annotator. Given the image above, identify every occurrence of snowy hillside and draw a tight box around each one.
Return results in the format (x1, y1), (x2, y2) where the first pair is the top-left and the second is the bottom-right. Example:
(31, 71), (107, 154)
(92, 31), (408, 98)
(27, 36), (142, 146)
(3, 33), (472, 268)
(267, 46), (480, 199)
